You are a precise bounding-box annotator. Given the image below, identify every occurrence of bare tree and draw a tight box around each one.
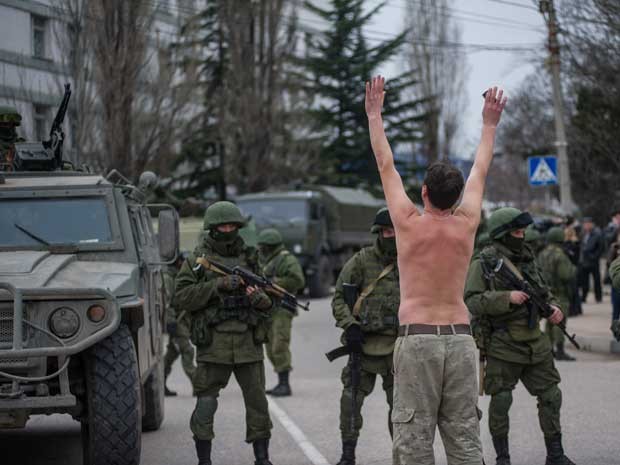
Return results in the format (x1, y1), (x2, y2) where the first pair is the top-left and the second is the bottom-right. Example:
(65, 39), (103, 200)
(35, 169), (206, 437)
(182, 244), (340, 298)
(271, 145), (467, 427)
(404, 0), (468, 162)
(51, 0), (98, 166)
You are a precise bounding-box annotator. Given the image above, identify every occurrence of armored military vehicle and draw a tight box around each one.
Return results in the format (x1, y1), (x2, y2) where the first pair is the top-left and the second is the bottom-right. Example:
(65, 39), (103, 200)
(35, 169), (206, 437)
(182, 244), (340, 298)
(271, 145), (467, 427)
(236, 185), (385, 297)
(0, 85), (178, 465)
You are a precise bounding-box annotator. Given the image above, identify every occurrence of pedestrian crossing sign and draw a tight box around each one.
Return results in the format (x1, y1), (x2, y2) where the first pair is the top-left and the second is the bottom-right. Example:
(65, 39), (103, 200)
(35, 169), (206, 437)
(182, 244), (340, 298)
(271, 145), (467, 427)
(528, 156), (558, 186)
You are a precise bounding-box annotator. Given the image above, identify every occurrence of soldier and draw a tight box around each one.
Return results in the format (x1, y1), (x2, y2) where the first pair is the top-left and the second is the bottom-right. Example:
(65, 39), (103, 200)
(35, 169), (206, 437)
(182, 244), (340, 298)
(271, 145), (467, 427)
(465, 207), (575, 465)
(539, 227), (577, 361)
(525, 225), (545, 257)
(0, 106), (22, 168)
(175, 201), (275, 465)
(332, 207), (399, 465)
(257, 228), (305, 397)
(163, 252), (197, 396)
(609, 256), (620, 341)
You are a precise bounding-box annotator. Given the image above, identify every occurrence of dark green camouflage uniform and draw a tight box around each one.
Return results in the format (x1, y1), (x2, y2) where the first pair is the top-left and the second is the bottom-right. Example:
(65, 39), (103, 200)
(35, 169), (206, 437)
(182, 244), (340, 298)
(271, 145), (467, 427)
(465, 242), (563, 440)
(332, 238), (399, 441)
(260, 245), (305, 373)
(175, 235), (273, 443)
(539, 242), (576, 346)
(163, 267), (196, 385)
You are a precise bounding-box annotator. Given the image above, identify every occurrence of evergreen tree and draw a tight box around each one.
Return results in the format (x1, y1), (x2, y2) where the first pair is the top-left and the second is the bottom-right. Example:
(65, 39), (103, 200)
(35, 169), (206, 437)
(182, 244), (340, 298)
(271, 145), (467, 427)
(301, 0), (427, 187)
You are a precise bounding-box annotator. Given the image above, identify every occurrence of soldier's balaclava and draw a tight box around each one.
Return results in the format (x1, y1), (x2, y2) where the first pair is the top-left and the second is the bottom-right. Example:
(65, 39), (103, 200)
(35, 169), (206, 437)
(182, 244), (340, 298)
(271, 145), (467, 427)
(209, 226), (239, 244)
(500, 233), (525, 255)
(377, 230), (397, 258)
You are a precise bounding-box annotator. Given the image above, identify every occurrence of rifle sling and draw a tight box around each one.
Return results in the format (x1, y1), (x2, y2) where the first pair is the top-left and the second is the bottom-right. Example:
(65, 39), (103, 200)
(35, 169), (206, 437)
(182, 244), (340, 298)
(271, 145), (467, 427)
(352, 263), (395, 317)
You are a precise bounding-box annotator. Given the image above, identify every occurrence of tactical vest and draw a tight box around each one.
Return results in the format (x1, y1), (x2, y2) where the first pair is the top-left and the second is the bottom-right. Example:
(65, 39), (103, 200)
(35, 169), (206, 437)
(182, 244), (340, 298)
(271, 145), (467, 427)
(262, 249), (289, 280)
(480, 245), (543, 342)
(189, 241), (269, 346)
(355, 246), (400, 335)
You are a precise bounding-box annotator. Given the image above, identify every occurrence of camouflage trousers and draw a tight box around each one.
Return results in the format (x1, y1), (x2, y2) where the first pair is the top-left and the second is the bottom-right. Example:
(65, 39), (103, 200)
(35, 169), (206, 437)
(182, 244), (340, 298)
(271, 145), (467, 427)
(484, 354), (562, 438)
(392, 334), (483, 465)
(163, 333), (196, 383)
(339, 353), (393, 441)
(265, 309), (293, 373)
(191, 361), (273, 442)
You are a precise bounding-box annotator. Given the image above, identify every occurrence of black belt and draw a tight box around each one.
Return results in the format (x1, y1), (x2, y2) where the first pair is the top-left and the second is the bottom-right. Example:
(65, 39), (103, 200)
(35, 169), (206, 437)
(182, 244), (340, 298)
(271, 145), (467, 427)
(398, 324), (471, 336)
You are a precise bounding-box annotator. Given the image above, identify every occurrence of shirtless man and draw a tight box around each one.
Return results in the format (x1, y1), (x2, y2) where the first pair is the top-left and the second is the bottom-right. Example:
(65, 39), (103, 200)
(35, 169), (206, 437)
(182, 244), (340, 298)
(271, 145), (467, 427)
(365, 76), (507, 465)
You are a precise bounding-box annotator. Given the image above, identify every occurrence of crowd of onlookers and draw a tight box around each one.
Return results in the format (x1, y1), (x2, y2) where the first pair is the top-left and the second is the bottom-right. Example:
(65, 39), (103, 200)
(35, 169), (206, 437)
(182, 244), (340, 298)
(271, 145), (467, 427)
(558, 207), (620, 324)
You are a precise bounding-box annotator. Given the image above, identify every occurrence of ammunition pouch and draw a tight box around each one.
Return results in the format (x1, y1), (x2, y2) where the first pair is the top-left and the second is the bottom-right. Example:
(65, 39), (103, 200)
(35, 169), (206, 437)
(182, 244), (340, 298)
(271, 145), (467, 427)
(221, 295), (251, 309)
(361, 313), (399, 334)
(190, 312), (214, 347)
(253, 319), (270, 344)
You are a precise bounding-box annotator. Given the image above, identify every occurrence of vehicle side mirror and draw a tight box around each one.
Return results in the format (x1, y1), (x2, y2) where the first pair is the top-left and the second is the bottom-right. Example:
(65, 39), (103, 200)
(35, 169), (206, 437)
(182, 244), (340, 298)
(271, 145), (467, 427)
(158, 209), (179, 263)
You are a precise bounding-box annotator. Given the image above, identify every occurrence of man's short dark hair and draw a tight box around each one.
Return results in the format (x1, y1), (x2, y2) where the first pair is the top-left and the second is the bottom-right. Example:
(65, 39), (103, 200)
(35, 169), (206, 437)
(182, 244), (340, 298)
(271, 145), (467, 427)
(423, 162), (465, 210)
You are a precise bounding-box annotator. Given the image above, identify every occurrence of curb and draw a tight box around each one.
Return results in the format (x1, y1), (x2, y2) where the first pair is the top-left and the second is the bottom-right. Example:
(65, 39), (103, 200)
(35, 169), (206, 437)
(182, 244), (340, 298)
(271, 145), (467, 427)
(574, 335), (620, 354)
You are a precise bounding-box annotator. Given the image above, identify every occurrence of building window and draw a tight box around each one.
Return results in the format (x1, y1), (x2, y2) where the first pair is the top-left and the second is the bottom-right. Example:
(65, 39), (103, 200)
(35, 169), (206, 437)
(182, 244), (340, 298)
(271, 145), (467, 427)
(33, 104), (50, 141)
(32, 16), (47, 58)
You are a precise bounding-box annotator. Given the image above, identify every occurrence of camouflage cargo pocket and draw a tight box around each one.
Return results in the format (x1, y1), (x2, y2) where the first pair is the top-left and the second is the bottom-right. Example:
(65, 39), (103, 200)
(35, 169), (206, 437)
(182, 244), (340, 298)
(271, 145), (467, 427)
(190, 313), (213, 347)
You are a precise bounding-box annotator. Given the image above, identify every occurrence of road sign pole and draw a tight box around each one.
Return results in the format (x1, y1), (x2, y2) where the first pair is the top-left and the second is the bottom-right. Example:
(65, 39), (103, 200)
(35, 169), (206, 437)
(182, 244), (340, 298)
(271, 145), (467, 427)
(540, 0), (576, 213)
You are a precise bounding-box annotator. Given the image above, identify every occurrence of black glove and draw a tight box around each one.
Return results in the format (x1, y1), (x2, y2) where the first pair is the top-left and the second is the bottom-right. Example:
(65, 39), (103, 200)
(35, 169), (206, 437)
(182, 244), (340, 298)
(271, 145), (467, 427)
(216, 275), (244, 292)
(166, 321), (178, 337)
(344, 324), (364, 353)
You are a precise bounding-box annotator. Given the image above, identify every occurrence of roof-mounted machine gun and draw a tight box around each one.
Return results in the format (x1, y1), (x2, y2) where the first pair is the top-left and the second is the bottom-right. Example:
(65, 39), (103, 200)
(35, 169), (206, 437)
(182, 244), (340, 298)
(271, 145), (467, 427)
(13, 83), (71, 171)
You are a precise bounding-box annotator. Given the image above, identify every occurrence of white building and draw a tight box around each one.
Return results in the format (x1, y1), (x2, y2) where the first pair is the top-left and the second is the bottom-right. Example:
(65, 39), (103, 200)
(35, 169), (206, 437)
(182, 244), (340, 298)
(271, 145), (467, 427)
(0, 0), (195, 156)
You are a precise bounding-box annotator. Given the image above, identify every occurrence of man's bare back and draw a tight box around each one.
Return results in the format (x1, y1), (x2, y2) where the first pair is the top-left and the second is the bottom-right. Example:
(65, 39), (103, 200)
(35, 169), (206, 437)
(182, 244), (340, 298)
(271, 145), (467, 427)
(397, 213), (475, 325)
(365, 77), (507, 327)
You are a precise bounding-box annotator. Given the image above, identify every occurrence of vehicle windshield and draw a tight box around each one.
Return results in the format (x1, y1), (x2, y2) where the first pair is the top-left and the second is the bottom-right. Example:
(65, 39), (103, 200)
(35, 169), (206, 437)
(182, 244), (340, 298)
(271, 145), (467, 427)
(0, 197), (113, 248)
(237, 199), (308, 227)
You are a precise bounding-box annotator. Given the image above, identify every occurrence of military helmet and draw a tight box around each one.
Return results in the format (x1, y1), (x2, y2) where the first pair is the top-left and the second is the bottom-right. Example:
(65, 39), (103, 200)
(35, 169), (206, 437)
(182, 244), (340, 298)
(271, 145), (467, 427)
(257, 228), (283, 246)
(524, 225), (542, 243)
(546, 226), (565, 244)
(203, 201), (246, 230)
(370, 207), (393, 233)
(0, 106), (21, 126)
(488, 207), (533, 239)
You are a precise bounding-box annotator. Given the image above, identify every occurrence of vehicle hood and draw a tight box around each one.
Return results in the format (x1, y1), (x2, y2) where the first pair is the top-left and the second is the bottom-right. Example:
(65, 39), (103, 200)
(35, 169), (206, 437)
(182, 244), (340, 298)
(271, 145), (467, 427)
(0, 251), (138, 298)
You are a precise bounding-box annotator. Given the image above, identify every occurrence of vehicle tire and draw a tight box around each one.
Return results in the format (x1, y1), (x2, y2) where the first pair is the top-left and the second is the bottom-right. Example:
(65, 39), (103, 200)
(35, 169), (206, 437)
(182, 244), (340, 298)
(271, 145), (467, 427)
(308, 255), (332, 298)
(81, 324), (141, 465)
(142, 357), (165, 431)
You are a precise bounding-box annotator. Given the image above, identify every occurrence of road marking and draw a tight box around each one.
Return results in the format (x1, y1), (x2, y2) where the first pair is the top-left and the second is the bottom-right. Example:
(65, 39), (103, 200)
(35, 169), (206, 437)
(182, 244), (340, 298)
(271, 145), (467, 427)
(267, 397), (330, 465)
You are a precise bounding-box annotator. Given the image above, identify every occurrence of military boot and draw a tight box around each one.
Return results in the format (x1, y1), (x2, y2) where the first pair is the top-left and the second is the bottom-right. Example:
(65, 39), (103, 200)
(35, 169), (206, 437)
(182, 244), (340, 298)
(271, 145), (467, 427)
(253, 438), (274, 465)
(194, 438), (212, 465)
(164, 384), (177, 397)
(266, 371), (292, 397)
(492, 436), (511, 465)
(554, 343), (576, 362)
(336, 439), (356, 465)
(544, 434), (576, 465)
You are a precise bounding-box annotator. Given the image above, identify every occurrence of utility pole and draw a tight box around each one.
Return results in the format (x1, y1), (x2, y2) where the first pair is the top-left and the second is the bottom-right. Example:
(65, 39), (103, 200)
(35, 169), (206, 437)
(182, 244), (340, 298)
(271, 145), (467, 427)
(539, 0), (575, 213)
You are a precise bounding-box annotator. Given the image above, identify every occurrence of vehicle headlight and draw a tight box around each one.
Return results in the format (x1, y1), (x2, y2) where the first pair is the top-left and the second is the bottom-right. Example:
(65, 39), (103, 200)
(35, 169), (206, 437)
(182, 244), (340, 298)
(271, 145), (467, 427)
(87, 304), (106, 323)
(293, 244), (302, 254)
(49, 307), (80, 339)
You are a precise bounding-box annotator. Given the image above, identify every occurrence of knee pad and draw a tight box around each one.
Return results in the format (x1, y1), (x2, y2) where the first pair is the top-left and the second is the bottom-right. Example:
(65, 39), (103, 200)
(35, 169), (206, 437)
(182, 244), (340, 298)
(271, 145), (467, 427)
(490, 390), (513, 413)
(194, 395), (218, 422)
(538, 385), (562, 411)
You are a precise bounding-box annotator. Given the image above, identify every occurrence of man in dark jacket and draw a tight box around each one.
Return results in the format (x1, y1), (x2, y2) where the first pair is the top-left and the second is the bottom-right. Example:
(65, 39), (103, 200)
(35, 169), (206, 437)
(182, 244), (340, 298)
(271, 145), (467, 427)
(579, 218), (604, 303)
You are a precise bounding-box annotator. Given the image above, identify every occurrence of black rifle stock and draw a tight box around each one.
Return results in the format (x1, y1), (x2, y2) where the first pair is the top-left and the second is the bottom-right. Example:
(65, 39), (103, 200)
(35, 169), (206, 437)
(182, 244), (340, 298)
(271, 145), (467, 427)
(325, 283), (361, 433)
(194, 256), (310, 313)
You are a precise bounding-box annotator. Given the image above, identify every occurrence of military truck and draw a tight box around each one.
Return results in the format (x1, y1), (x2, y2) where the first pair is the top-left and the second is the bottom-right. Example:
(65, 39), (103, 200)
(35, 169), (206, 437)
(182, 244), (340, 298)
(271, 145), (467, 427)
(236, 185), (384, 297)
(0, 165), (178, 465)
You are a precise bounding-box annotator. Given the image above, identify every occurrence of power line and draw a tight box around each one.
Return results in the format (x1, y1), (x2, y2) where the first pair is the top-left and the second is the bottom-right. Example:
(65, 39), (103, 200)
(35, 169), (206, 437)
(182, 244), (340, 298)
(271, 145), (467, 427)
(483, 0), (539, 11)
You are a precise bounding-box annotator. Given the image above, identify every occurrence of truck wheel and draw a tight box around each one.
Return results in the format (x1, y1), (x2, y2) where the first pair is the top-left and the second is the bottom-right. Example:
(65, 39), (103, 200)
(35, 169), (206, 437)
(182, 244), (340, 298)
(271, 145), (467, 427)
(308, 255), (332, 298)
(81, 324), (141, 465)
(142, 358), (165, 431)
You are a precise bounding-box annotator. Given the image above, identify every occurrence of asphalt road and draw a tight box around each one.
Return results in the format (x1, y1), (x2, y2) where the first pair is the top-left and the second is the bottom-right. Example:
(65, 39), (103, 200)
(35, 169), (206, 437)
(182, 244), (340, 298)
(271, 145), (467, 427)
(2, 296), (620, 465)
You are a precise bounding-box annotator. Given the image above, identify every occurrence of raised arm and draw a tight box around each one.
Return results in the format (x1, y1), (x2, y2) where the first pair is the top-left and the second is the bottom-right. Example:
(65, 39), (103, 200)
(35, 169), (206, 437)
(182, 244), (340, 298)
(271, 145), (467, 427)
(455, 87), (507, 223)
(366, 76), (418, 225)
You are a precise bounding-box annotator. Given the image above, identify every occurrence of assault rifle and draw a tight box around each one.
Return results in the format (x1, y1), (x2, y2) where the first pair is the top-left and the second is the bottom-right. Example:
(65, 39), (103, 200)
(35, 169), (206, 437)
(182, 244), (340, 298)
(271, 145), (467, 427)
(193, 256), (310, 314)
(325, 283), (361, 432)
(483, 257), (581, 350)
(45, 83), (71, 167)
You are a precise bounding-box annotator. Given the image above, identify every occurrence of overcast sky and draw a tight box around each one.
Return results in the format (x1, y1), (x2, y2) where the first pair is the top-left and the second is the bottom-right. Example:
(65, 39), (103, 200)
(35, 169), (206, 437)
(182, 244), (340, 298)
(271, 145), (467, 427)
(303, 0), (549, 157)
